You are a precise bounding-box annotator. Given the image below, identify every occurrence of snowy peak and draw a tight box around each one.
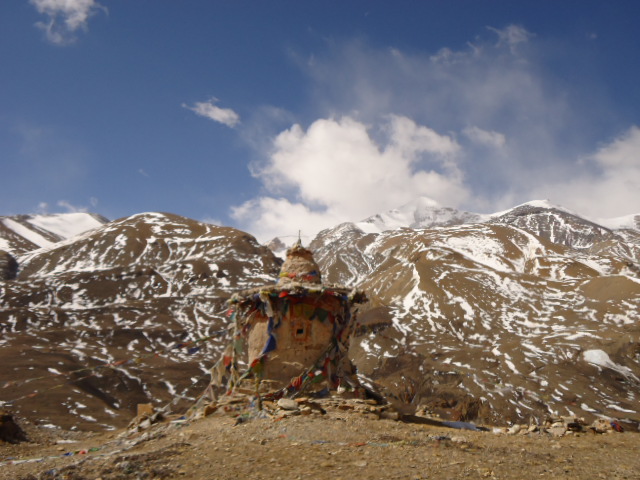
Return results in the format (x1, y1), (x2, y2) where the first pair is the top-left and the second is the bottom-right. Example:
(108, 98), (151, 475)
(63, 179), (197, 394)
(356, 196), (486, 233)
(488, 201), (613, 250)
(0, 212), (107, 256)
(489, 199), (574, 218)
(276, 198), (639, 259)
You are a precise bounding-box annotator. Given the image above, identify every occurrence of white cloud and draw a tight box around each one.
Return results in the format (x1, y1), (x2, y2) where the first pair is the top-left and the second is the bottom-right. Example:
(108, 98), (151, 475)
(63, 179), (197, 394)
(36, 202), (49, 214)
(34, 199), (97, 215)
(232, 197), (344, 241)
(183, 99), (240, 128)
(538, 126), (640, 218)
(230, 24), (636, 239)
(463, 126), (506, 149)
(291, 25), (623, 213)
(591, 126), (640, 169)
(232, 115), (466, 241)
(30, 0), (106, 45)
(57, 200), (88, 213)
(487, 25), (534, 53)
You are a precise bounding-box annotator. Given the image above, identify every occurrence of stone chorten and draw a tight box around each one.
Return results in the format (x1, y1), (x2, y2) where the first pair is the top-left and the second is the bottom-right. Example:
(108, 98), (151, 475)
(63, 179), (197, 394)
(210, 240), (366, 399)
(276, 239), (322, 286)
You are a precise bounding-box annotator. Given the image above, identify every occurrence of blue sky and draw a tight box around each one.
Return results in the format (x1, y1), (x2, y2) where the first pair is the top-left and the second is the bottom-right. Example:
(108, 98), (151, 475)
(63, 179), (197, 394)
(1, 1), (639, 240)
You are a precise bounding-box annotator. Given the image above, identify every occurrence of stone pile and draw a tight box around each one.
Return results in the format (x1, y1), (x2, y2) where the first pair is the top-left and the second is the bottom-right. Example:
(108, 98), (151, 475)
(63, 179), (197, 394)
(196, 392), (406, 424)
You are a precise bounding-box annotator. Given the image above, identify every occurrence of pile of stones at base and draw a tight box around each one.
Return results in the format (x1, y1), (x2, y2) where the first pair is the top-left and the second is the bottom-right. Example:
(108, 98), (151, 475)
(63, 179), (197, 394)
(125, 390), (627, 439)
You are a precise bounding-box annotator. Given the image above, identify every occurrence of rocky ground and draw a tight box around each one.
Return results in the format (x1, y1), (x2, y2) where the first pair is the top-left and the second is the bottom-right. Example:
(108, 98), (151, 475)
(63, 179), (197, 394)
(1, 398), (638, 480)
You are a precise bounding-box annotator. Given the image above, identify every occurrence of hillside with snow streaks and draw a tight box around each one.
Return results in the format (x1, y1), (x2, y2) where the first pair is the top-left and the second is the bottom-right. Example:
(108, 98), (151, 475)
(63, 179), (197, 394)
(0, 213), (281, 431)
(1, 200), (640, 431)
(313, 204), (640, 426)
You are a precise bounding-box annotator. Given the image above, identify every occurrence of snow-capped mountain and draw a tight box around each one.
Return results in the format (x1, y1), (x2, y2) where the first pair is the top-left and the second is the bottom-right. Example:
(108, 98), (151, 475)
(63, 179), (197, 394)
(1, 212), (280, 430)
(0, 213), (107, 256)
(490, 200), (615, 250)
(1, 200), (639, 431)
(311, 199), (640, 426)
(356, 196), (487, 233)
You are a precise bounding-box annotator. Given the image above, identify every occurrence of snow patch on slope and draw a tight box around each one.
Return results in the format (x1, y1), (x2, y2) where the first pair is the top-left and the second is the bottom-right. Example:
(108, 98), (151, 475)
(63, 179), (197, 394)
(597, 214), (640, 231)
(2, 218), (55, 248)
(28, 214), (104, 239)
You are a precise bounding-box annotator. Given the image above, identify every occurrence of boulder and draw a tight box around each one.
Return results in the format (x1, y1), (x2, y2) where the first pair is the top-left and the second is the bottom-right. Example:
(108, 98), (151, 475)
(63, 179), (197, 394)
(0, 250), (18, 280)
(0, 411), (27, 443)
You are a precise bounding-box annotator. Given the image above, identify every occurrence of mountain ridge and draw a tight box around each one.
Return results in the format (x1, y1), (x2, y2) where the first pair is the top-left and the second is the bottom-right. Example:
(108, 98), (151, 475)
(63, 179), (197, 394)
(1, 200), (639, 431)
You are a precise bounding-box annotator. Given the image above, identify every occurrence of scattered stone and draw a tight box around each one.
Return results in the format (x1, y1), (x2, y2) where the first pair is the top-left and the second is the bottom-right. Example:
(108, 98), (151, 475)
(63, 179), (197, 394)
(589, 418), (612, 434)
(507, 424), (521, 435)
(567, 422), (584, 432)
(203, 403), (218, 417)
(549, 425), (567, 437)
(277, 398), (300, 411)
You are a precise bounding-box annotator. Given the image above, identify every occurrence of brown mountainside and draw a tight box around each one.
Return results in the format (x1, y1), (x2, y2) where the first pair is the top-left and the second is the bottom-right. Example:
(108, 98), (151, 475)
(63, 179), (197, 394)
(310, 207), (640, 427)
(1, 212), (281, 431)
(1, 203), (639, 434)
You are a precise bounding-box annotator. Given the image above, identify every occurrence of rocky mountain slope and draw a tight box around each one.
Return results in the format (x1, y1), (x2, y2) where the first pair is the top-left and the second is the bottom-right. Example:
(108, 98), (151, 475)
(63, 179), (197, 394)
(312, 200), (640, 426)
(1, 201), (639, 433)
(1, 213), (280, 431)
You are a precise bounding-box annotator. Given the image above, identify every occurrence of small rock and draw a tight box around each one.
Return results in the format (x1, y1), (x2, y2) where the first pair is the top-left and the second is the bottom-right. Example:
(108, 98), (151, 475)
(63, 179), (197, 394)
(507, 424), (521, 435)
(203, 404), (218, 417)
(590, 418), (612, 434)
(549, 425), (567, 437)
(567, 422), (584, 432)
(277, 398), (300, 411)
